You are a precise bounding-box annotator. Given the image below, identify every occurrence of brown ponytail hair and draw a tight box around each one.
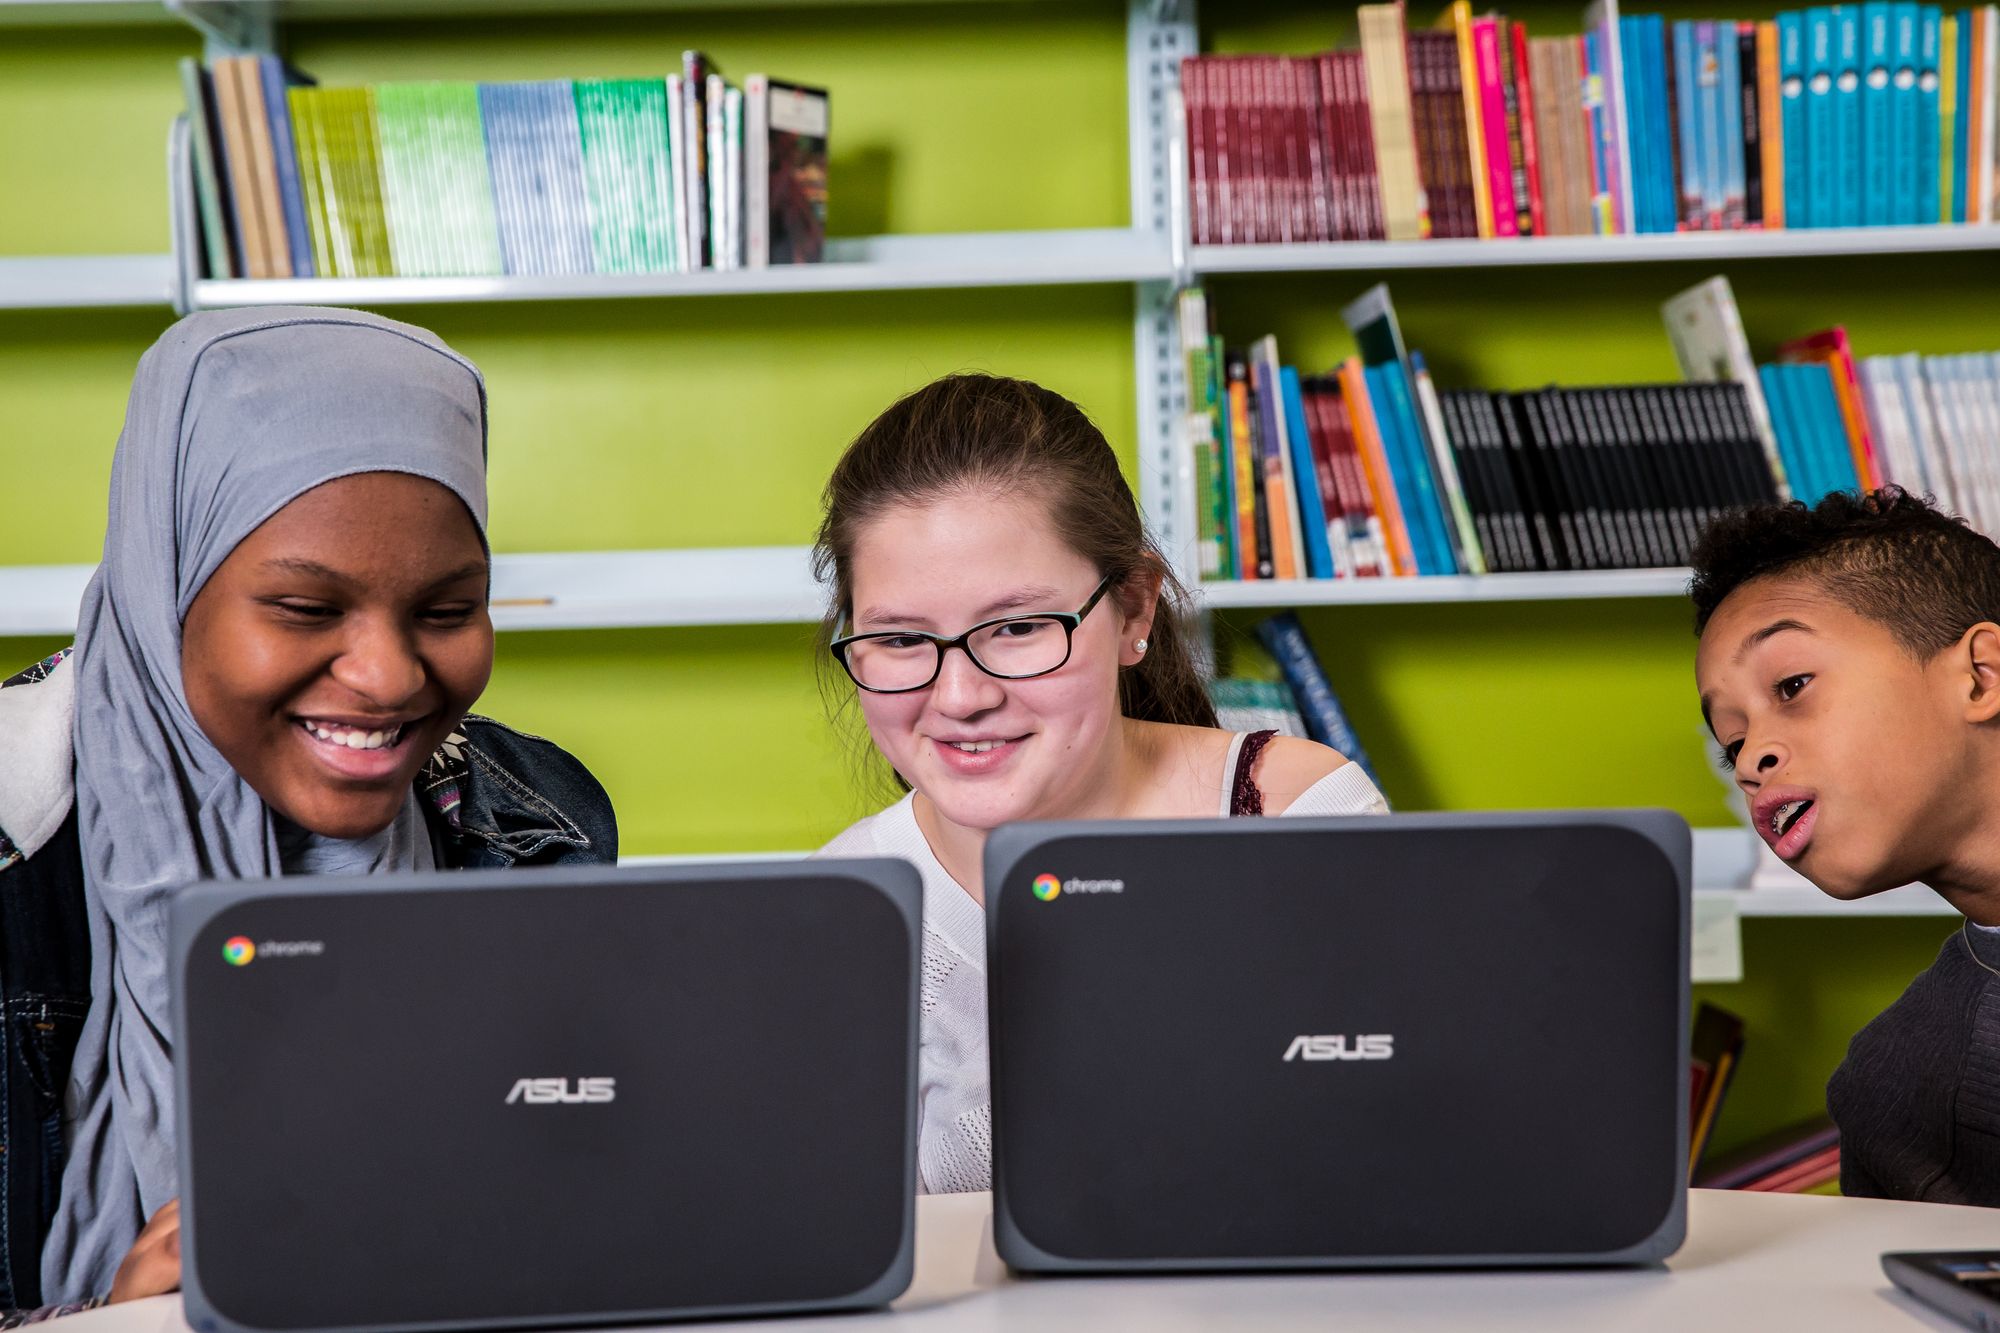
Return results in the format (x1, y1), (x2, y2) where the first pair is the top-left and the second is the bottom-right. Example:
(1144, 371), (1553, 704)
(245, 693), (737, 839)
(812, 373), (1216, 734)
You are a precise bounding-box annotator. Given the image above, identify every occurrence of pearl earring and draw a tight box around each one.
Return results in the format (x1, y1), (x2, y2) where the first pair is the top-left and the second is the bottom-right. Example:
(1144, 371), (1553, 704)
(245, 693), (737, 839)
(1134, 638), (1149, 654)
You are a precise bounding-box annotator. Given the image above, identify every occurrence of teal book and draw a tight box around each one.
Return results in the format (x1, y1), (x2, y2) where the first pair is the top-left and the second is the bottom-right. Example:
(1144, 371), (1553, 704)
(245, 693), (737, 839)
(1891, 3), (1923, 223)
(1280, 367), (1336, 580)
(1863, 2), (1897, 223)
(1955, 7), (1975, 220)
(1917, 6), (1943, 225)
(1836, 5), (1866, 224)
(1807, 8), (1839, 227)
(1781, 13), (1812, 226)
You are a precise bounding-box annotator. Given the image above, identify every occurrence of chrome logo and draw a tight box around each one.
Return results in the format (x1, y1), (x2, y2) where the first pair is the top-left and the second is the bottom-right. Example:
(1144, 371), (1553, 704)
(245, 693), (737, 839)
(222, 936), (256, 967)
(1032, 874), (1062, 901)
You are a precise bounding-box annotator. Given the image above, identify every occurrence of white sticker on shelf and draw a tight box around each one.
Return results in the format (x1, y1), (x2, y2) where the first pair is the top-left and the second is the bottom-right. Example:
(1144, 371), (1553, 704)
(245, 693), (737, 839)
(1693, 894), (1744, 984)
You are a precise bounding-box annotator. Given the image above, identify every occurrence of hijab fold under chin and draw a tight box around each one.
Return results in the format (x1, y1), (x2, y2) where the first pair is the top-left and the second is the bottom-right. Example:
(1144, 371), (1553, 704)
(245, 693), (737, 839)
(43, 308), (488, 1302)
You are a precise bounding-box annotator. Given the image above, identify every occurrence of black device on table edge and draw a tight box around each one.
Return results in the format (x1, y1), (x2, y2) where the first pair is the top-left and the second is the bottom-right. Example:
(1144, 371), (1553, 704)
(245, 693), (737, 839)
(1885, 1252), (2000, 1330)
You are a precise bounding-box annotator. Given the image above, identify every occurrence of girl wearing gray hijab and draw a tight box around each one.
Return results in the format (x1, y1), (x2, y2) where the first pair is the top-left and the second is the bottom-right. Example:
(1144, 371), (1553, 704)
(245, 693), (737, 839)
(0, 308), (617, 1310)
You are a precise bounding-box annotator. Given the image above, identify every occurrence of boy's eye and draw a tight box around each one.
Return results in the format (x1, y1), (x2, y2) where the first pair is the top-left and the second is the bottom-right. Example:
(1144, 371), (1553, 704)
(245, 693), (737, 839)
(1716, 740), (1744, 772)
(1775, 673), (1812, 702)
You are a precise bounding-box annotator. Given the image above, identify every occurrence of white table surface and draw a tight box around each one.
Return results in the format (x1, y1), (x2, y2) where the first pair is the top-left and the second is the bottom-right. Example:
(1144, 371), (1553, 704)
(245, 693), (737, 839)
(56, 1188), (2000, 1332)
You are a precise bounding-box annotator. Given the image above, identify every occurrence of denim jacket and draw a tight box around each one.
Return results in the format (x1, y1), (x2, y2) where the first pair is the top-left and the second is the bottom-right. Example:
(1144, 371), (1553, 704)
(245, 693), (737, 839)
(0, 649), (617, 1308)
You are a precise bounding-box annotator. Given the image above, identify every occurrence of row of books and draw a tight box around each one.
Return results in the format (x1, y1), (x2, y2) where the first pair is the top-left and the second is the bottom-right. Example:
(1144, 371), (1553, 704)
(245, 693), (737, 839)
(1688, 1002), (1841, 1192)
(1183, 0), (2000, 244)
(1178, 281), (1783, 582)
(1209, 614), (1380, 788)
(181, 53), (829, 281)
(1665, 272), (2000, 530)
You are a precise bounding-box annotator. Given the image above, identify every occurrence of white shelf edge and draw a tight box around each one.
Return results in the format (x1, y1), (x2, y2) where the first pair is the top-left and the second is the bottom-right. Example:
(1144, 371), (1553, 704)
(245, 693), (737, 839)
(190, 228), (1173, 309)
(0, 548), (826, 637)
(1192, 224), (2000, 274)
(1197, 568), (1692, 608)
(0, 254), (175, 310)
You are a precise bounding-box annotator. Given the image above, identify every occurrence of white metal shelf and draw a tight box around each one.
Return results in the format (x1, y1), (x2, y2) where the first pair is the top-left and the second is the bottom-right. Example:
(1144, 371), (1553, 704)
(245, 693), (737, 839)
(0, 255), (174, 310)
(1191, 224), (2000, 275)
(1198, 568), (1691, 608)
(188, 229), (1173, 309)
(0, 547), (824, 636)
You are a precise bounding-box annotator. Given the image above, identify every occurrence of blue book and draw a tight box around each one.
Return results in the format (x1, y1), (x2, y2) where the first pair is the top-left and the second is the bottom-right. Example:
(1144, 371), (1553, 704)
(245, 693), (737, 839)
(1807, 362), (1865, 492)
(1891, 3), (1924, 221)
(1621, 17), (1651, 231)
(1807, 9), (1840, 227)
(254, 56), (315, 278)
(1918, 6), (1944, 223)
(1863, 2), (1897, 223)
(1363, 365), (1440, 576)
(1720, 21), (1748, 224)
(1675, 21), (1704, 226)
(479, 80), (595, 276)
(1383, 364), (1460, 575)
(1253, 612), (1381, 787)
(1280, 367), (1335, 580)
(1699, 21), (1726, 226)
(1651, 16), (1678, 232)
(1759, 364), (1815, 500)
(1836, 5), (1866, 224)
(1955, 8), (1975, 220)
(1781, 13), (1812, 226)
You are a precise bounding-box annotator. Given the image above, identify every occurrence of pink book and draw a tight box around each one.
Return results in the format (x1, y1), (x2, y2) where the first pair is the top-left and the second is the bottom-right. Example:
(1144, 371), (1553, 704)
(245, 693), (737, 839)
(1473, 17), (1522, 235)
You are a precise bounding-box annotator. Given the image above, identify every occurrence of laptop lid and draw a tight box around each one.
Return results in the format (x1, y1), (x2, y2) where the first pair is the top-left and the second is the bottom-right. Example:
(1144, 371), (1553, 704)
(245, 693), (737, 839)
(172, 860), (920, 1333)
(985, 810), (1689, 1271)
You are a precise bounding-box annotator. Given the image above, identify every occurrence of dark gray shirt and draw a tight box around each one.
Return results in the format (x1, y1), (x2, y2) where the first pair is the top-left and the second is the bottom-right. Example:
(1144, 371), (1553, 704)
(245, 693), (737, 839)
(1828, 923), (2000, 1205)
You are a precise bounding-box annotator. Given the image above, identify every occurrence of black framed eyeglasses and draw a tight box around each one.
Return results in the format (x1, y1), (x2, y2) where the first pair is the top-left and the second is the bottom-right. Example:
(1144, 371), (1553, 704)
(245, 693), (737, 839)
(830, 575), (1116, 694)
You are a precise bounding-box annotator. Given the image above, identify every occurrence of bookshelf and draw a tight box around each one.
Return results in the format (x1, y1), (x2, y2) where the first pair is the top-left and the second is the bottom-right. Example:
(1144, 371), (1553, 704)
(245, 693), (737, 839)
(0, 254), (174, 308)
(1201, 569), (1692, 608)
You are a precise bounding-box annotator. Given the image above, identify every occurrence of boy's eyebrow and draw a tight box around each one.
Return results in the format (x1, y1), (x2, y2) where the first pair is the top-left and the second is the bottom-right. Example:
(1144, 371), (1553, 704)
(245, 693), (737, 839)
(1735, 618), (1814, 663)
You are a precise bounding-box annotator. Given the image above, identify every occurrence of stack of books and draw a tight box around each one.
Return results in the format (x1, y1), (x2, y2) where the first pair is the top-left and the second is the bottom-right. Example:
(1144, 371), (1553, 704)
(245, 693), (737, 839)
(181, 53), (829, 281)
(1179, 282), (1780, 582)
(1182, 0), (2000, 243)
(1696, 1116), (1842, 1191)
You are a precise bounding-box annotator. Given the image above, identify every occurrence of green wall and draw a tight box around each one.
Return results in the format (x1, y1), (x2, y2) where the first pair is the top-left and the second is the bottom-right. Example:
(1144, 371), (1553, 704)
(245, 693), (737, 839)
(4, 0), (1991, 1158)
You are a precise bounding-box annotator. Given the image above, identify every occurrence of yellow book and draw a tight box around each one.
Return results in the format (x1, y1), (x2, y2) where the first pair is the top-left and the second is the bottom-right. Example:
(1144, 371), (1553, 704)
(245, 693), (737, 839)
(1226, 374), (1262, 580)
(1758, 22), (1785, 228)
(1435, 0), (1495, 237)
(1943, 15), (1959, 221)
(1360, 1), (1432, 240)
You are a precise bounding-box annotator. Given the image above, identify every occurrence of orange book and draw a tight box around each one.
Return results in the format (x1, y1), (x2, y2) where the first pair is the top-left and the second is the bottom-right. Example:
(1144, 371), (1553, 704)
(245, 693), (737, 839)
(1436, 0), (1496, 237)
(1970, 8), (1990, 220)
(1226, 373), (1262, 580)
(1337, 357), (1418, 576)
(1758, 22), (1785, 229)
(211, 57), (272, 279)
(1781, 328), (1884, 490)
(233, 56), (293, 279)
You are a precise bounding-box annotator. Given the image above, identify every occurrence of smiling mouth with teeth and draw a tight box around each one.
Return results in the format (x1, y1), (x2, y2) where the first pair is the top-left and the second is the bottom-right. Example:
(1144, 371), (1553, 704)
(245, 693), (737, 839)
(947, 740), (1006, 753)
(1772, 799), (1814, 837)
(300, 719), (406, 752)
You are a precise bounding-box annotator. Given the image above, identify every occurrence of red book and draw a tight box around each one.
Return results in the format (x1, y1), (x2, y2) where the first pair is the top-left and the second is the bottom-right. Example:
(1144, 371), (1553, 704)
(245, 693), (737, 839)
(1506, 20), (1544, 235)
(1341, 50), (1387, 241)
(1311, 378), (1386, 576)
(1217, 59), (1242, 244)
(1182, 60), (1211, 244)
(1473, 17), (1520, 235)
(1315, 55), (1352, 240)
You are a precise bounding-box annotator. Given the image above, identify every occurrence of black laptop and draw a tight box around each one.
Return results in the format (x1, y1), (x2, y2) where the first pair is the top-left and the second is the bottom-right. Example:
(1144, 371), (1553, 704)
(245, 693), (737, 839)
(985, 810), (1690, 1272)
(172, 860), (921, 1333)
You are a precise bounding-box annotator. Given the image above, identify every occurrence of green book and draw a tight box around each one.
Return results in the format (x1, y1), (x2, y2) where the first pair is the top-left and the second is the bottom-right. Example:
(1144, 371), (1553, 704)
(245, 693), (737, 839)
(310, 86), (392, 277)
(435, 81), (503, 276)
(178, 58), (236, 279)
(288, 88), (336, 279)
(374, 82), (436, 277)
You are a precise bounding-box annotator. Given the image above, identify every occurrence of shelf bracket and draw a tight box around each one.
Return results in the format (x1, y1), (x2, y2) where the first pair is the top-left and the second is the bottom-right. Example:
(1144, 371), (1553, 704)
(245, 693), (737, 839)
(166, 0), (276, 56)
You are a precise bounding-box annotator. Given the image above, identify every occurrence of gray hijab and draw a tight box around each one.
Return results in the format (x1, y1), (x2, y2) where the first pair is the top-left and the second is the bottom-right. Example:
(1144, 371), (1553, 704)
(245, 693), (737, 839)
(43, 308), (488, 1301)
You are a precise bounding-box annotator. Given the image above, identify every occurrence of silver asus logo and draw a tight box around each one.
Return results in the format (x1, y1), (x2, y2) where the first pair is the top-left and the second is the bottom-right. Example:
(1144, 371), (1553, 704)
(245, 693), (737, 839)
(1284, 1034), (1395, 1062)
(504, 1077), (617, 1104)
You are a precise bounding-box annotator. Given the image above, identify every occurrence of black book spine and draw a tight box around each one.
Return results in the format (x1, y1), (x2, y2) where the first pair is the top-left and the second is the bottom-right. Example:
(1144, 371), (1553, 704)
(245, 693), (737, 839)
(1576, 389), (1646, 567)
(1440, 392), (1504, 572)
(1484, 393), (1539, 570)
(1635, 386), (1702, 562)
(1463, 389), (1527, 571)
(1234, 356), (1277, 579)
(1740, 24), (1764, 227)
(1713, 381), (1783, 505)
(1524, 391), (1593, 568)
(1542, 390), (1612, 567)
(1602, 387), (1674, 566)
(1681, 384), (1737, 526)
(1493, 391), (1569, 570)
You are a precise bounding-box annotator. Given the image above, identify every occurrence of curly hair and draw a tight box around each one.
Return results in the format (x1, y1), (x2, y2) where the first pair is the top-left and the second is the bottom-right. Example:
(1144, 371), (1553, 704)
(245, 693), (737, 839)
(1689, 488), (2000, 657)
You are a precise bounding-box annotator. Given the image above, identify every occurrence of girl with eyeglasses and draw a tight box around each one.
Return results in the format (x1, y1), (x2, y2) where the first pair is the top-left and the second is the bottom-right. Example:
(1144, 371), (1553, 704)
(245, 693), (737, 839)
(813, 373), (1387, 1195)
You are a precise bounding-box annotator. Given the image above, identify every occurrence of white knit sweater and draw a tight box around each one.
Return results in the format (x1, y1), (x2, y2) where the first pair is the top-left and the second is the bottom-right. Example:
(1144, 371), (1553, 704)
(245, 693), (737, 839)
(815, 734), (1389, 1193)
